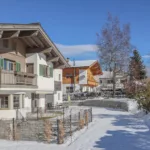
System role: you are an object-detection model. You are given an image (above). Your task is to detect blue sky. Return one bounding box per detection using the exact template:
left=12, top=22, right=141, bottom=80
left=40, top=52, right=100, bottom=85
left=0, top=0, right=150, bottom=69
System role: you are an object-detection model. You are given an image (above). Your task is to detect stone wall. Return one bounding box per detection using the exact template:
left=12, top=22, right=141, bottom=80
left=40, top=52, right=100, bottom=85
left=63, top=99, right=128, bottom=111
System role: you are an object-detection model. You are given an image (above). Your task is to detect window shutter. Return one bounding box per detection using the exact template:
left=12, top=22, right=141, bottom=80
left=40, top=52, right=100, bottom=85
left=16, top=62, right=21, bottom=72
left=39, top=64, right=43, bottom=76
left=16, top=62, right=18, bottom=72
left=50, top=67, right=53, bottom=77
left=0, top=58, right=4, bottom=69
left=18, top=63, right=21, bottom=72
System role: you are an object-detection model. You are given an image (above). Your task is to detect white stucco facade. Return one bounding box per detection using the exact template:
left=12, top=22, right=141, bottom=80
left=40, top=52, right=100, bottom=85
left=63, top=84, right=94, bottom=94
left=53, top=69, right=63, bottom=105
left=0, top=53, right=63, bottom=119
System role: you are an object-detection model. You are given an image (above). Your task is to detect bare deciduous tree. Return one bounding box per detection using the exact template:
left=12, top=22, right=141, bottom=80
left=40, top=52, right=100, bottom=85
left=97, top=13, right=132, bottom=97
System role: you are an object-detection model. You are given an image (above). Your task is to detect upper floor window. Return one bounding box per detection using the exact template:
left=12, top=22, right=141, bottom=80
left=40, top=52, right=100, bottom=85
left=3, top=40, right=9, bottom=48
left=39, top=64, right=53, bottom=77
left=26, top=63, right=34, bottom=74
left=4, top=59, right=14, bottom=71
left=100, top=80, right=102, bottom=83
left=0, top=57, right=21, bottom=72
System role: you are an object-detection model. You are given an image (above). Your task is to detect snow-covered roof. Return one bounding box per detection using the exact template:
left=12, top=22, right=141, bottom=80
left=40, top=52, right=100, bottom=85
left=69, top=60, right=96, bottom=67
left=96, top=71, right=127, bottom=79
left=99, top=71, right=113, bottom=79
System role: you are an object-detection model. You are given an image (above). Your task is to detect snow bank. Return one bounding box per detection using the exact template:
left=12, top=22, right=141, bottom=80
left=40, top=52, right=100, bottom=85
left=127, top=99, right=138, bottom=113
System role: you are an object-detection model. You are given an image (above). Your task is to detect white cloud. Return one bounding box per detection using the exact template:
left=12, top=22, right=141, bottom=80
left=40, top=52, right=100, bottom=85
left=56, top=43, right=98, bottom=56
left=142, top=55, right=150, bottom=58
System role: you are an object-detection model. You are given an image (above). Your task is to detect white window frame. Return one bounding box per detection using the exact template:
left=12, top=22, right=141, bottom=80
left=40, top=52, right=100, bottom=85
left=13, top=95, right=20, bottom=109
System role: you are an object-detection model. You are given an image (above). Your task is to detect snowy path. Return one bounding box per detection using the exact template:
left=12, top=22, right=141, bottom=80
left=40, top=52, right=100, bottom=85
left=0, top=107, right=150, bottom=150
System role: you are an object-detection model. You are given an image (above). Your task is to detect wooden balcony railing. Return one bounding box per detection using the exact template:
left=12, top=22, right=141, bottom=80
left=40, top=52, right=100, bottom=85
left=0, top=70, right=37, bottom=87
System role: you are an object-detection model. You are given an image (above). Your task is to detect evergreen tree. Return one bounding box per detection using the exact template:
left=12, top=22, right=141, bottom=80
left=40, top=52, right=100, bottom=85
left=129, top=50, right=146, bottom=80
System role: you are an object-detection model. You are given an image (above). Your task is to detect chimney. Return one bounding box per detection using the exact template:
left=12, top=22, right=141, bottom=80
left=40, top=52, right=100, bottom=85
left=66, top=58, right=70, bottom=63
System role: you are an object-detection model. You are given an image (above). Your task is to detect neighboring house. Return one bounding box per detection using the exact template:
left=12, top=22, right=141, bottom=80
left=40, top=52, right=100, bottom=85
left=0, top=23, right=69, bottom=119
left=96, top=71, right=127, bottom=91
left=63, top=60, right=102, bottom=94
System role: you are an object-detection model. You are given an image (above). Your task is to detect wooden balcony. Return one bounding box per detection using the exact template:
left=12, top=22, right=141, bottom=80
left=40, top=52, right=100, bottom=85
left=0, top=70, right=37, bottom=88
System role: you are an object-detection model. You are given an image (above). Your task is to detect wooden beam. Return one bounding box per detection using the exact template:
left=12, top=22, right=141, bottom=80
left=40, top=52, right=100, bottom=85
left=26, top=47, right=52, bottom=53
left=32, top=36, right=45, bottom=48
left=28, top=37, right=39, bottom=47
left=54, top=63, right=65, bottom=69
left=26, top=47, right=45, bottom=53
left=22, top=38, right=33, bottom=47
left=41, top=47, right=53, bottom=53
left=31, top=30, right=39, bottom=36
left=11, top=30, right=20, bottom=38
left=49, top=56, right=59, bottom=62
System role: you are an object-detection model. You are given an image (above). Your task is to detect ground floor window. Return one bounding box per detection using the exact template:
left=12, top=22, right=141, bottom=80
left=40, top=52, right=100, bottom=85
left=0, top=96, right=8, bottom=108
left=13, top=95, right=20, bottom=109
left=66, top=87, right=74, bottom=93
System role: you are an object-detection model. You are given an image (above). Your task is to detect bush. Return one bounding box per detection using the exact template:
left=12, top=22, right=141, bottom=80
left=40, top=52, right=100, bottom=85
left=135, top=82, right=150, bottom=114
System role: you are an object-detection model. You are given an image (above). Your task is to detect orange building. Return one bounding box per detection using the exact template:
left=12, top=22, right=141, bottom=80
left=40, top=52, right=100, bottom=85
left=63, top=60, right=102, bottom=93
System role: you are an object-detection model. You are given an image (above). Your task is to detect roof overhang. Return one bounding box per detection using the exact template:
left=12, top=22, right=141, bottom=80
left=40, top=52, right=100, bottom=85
left=0, top=23, right=69, bottom=69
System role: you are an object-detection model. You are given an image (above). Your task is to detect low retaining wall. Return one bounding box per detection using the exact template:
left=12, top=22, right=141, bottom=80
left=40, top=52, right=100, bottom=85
left=63, top=99, right=128, bottom=111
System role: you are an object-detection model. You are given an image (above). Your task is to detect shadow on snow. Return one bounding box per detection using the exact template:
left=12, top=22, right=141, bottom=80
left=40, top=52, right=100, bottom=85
left=93, top=112, right=150, bottom=150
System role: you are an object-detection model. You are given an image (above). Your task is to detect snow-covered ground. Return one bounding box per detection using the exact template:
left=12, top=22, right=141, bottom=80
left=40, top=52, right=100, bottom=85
left=0, top=107, right=150, bottom=150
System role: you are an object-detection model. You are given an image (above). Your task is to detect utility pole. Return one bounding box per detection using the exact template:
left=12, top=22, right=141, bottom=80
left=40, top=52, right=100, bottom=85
left=73, top=59, right=76, bottom=92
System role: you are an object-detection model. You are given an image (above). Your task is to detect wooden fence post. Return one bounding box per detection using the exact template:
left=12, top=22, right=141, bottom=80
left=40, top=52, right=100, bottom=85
left=63, top=107, right=65, bottom=127
left=57, top=119, right=59, bottom=144
left=57, top=119, right=64, bottom=144
left=91, top=107, right=92, bottom=122
left=85, top=110, right=88, bottom=128
left=12, top=118, right=15, bottom=141
left=70, top=114, right=72, bottom=136
left=37, top=107, right=39, bottom=120
left=78, top=112, right=80, bottom=130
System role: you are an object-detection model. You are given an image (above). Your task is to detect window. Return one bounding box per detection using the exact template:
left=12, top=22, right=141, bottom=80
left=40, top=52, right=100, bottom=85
left=3, top=59, right=14, bottom=71
left=58, top=93, right=60, bottom=100
left=0, top=96, right=8, bottom=108
left=3, top=40, right=9, bottom=48
left=13, top=95, right=20, bottom=109
left=100, top=80, right=102, bottom=83
left=4, top=59, right=7, bottom=70
left=66, top=87, right=74, bottom=93
left=107, top=80, right=113, bottom=84
left=39, top=64, right=53, bottom=77
left=26, top=64, right=34, bottom=74
left=121, top=80, right=125, bottom=84
left=59, top=74, right=61, bottom=81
